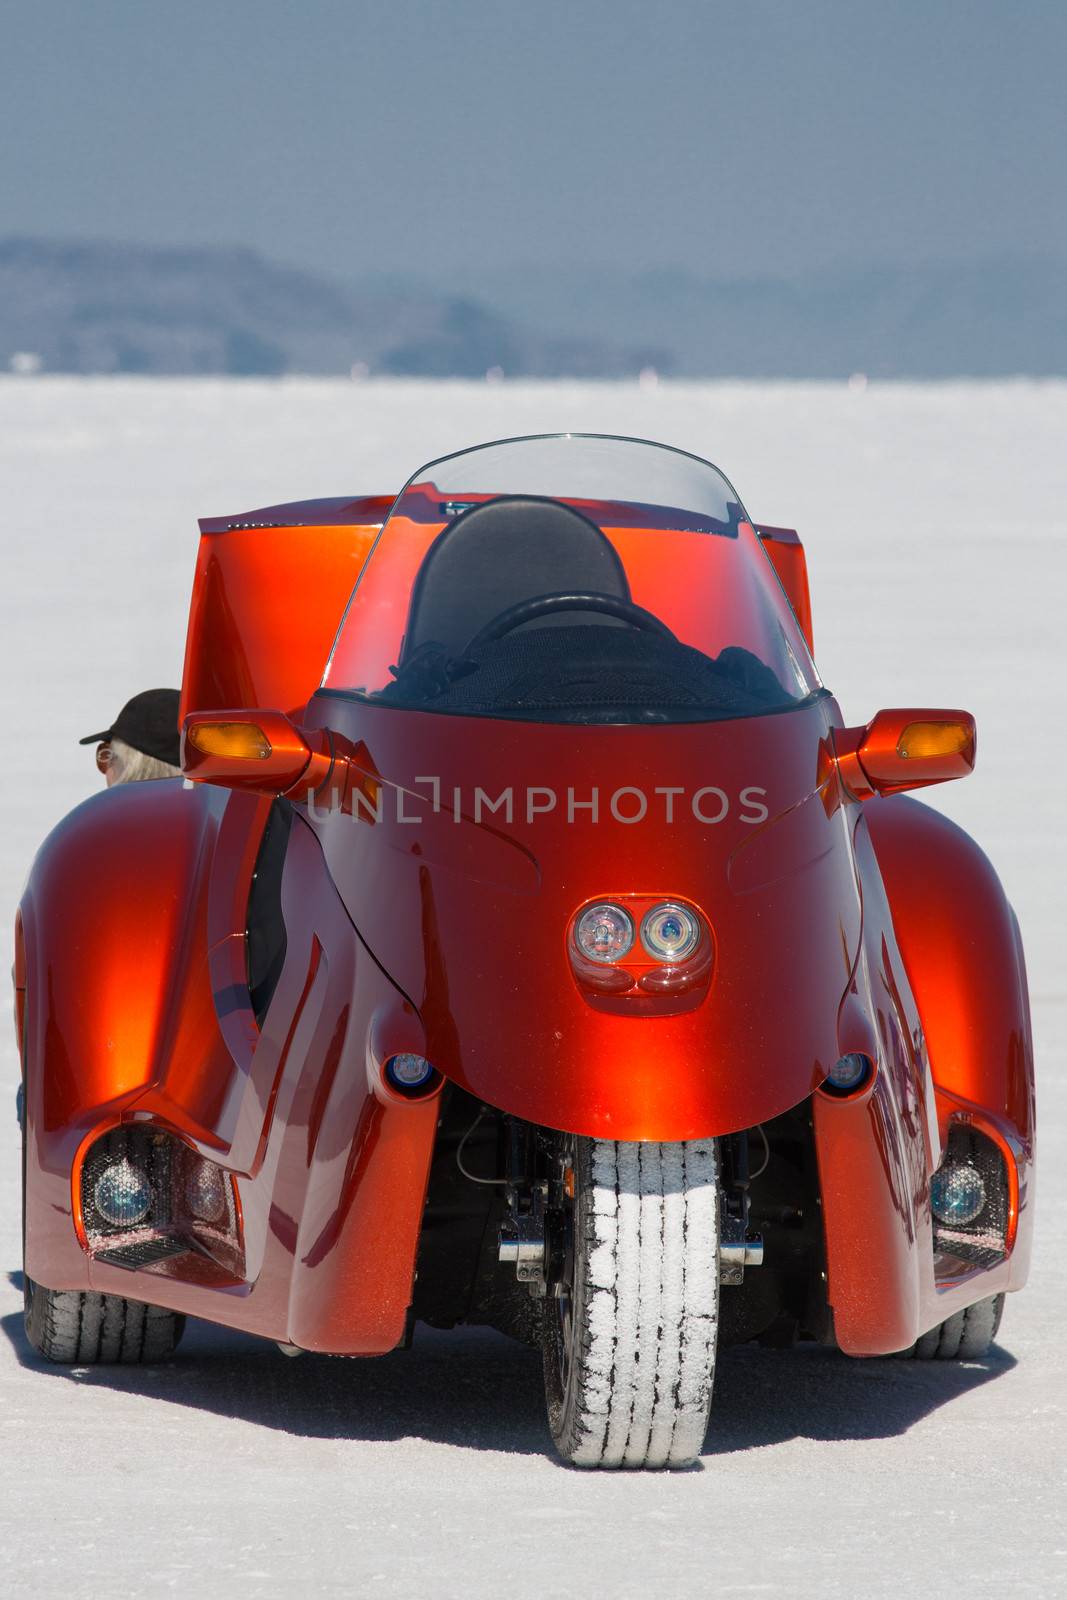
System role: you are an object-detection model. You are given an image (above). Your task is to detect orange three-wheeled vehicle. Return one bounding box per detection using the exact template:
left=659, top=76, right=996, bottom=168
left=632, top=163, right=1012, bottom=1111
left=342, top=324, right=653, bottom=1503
left=16, top=435, right=1035, bottom=1467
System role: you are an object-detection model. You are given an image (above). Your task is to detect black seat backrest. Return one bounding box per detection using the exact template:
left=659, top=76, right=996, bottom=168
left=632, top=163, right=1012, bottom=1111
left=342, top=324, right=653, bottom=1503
left=399, top=495, right=631, bottom=662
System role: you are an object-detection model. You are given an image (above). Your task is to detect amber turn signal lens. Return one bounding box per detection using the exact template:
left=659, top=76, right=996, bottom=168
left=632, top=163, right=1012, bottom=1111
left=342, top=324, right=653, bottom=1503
left=187, top=721, right=273, bottom=760
left=896, top=720, right=971, bottom=761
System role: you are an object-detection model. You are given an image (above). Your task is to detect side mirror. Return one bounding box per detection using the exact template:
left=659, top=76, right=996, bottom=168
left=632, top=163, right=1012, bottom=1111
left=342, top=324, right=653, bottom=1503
left=832, top=709, right=976, bottom=799
left=182, top=709, right=332, bottom=797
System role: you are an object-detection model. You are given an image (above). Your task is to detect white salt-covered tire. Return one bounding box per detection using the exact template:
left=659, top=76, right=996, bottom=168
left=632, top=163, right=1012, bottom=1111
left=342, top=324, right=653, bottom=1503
left=542, top=1137, right=719, bottom=1469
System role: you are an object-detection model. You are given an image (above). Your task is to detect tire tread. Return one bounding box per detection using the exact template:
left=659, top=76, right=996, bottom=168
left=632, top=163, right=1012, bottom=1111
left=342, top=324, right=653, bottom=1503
left=24, top=1279, right=184, bottom=1365
left=894, top=1294, right=1005, bottom=1361
left=545, top=1137, right=719, bottom=1469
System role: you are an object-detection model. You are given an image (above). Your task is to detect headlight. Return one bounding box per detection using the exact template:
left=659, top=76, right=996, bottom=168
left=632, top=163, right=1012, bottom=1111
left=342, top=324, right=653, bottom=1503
left=78, top=1127, right=243, bottom=1279
left=826, top=1052, right=873, bottom=1092
left=640, top=902, right=701, bottom=963
left=93, top=1159, right=151, bottom=1229
left=383, top=1053, right=440, bottom=1097
left=574, top=902, right=635, bottom=963
left=930, top=1161, right=986, bottom=1226
left=185, top=1159, right=228, bottom=1224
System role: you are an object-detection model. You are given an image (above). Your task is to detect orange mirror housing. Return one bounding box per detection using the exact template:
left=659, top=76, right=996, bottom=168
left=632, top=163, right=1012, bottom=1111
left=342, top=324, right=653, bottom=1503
left=182, top=709, right=332, bottom=797
left=832, top=708, right=976, bottom=799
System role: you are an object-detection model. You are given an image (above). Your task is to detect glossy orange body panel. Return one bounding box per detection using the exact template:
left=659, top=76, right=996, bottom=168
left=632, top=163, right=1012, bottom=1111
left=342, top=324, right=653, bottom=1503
left=20, top=779, right=437, bottom=1352
left=866, top=798, right=1034, bottom=1254
left=304, top=692, right=860, bottom=1140
left=180, top=502, right=387, bottom=722
left=813, top=799, right=1034, bottom=1352
left=18, top=476, right=1035, bottom=1361
left=756, top=525, right=814, bottom=653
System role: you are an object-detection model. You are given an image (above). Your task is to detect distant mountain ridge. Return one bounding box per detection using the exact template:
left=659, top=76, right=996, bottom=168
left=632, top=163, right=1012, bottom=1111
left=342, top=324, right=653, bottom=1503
left=0, top=238, right=664, bottom=379
left=458, top=258, right=1067, bottom=379
left=2, top=238, right=1063, bottom=378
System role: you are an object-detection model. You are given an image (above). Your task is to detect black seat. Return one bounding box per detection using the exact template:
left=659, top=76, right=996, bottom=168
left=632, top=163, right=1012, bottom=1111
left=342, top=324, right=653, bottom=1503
left=399, top=495, right=631, bottom=662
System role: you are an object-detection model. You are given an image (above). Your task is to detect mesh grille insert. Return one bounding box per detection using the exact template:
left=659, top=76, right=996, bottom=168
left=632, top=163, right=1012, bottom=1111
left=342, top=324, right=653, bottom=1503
left=78, top=1124, right=243, bottom=1279
left=932, top=1123, right=1010, bottom=1269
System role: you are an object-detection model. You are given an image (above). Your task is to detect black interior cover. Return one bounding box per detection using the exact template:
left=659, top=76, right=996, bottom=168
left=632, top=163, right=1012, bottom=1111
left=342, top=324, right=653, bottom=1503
left=400, top=496, right=631, bottom=662
left=380, top=626, right=792, bottom=723
left=246, top=799, right=292, bottom=1025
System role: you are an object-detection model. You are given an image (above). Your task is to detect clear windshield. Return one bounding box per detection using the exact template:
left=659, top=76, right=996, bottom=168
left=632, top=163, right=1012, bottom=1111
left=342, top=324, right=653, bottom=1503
left=323, top=434, right=819, bottom=724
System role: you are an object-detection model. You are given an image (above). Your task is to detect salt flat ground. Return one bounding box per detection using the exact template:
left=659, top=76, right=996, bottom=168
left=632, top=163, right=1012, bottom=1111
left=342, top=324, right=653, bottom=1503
left=0, top=379, right=1063, bottom=1599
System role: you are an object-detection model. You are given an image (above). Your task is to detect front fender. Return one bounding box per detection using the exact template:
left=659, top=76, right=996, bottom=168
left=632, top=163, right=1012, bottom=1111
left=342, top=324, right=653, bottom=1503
left=866, top=797, right=1035, bottom=1135
left=20, top=783, right=437, bottom=1355
left=865, top=794, right=1035, bottom=1290
left=19, top=779, right=270, bottom=1286
left=818, top=795, right=1037, bottom=1356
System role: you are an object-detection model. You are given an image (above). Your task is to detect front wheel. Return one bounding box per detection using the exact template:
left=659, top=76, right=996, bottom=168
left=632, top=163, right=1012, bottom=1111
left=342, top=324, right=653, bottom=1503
left=24, top=1277, right=185, bottom=1364
left=542, top=1137, right=719, bottom=1469
left=893, top=1293, right=1005, bottom=1360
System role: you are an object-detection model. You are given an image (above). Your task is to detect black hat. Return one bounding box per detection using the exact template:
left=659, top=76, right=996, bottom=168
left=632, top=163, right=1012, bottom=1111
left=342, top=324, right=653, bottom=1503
left=80, top=688, right=182, bottom=767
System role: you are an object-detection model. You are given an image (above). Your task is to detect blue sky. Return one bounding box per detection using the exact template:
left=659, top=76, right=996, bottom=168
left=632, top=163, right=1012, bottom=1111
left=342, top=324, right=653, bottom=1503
left=3, top=1, right=1065, bottom=284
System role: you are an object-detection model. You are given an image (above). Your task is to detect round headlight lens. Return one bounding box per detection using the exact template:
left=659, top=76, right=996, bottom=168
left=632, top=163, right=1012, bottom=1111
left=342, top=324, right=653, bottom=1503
left=930, top=1162, right=986, bottom=1226
left=93, top=1159, right=152, bottom=1229
left=575, top=903, right=635, bottom=964
left=185, top=1159, right=228, bottom=1225
left=641, top=903, right=701, bottom=963
left=385, top=1053, right=436, bottom=1090
left=827, top=1053, right=872, bottom=1092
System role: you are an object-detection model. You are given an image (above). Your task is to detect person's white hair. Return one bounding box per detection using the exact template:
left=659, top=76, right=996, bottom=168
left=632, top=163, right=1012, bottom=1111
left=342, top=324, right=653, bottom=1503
left=107, top=736, right=182, bottom=786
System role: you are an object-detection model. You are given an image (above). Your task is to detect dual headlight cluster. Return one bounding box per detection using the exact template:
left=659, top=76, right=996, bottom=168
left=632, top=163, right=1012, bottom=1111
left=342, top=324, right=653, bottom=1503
left=574, top=901, right=702, bottom=966
left=79, top=1125, right=242, bottom=1276
left=569, top=898, right=712, bottom=1002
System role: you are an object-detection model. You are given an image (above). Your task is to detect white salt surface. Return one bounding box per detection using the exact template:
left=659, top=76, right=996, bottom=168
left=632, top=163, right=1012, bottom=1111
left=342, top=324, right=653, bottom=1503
left=0, top=378, right=1063, bottom=1597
